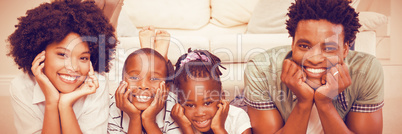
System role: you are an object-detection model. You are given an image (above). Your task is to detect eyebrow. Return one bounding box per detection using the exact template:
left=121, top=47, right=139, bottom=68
left=295, top=39, right=311, bottom=45
left=56, top=47, right=90, bottom=55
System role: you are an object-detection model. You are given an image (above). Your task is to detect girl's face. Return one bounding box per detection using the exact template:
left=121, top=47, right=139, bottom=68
left=179, top=79, right=221, bottom=132
left=44, top=32, right=90, bottom=93
left=124, top=53, right=167, bottom=110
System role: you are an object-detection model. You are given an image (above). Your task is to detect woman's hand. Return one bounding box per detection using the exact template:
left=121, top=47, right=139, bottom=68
left=115, top=81, right=141, bottom=118
left=31, top=51, right=60, bottom=105
left=281, top=59, right=314, bottom=103
left=141, top=81, right=167, bottom=122
left=315, top=63, right=351, bottom=104
left=211, top=100, right=229, bottom=134
left=59, top=62, right=99, bottom=107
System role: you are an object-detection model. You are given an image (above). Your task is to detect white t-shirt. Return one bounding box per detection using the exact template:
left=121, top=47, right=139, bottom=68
left=10, top=73, right=110, bottom=134
left=108, top=92, right=181, bottom=134
left=193, top=105, right=252, bottom=134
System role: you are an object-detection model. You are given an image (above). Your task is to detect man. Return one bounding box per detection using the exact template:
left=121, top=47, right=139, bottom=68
left=243, top=0, right=384, bottom=133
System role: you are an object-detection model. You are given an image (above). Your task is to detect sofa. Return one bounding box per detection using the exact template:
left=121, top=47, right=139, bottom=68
left=107, top=0, right=388, bottom=101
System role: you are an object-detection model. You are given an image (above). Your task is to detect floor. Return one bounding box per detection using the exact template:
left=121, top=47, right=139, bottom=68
left=1, top=65, right=401, bottom=133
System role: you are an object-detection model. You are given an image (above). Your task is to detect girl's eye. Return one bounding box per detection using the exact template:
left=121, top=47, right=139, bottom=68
left=204, top=101, right=213, bottom=106
left=184, top=104, right=194, bottom=108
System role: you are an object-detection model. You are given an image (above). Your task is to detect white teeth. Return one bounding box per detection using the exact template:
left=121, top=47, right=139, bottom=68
left=306, top=68, right=326, bottom=74
left=195, top=120, right=208, bottom=124
left=60, top=75, right=78, bottom=81
left=135, top=95, right=152, bottom=102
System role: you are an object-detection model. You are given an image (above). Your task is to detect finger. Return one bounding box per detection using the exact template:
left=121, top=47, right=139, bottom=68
left=281, top=59, right=291, bottom=80
left=90, top=75, right=99, bottom=89
left=288, top=62, right=299, bottom=78
left=32, top=51, right=45, bottom=66
left=89, top=62, right=95, bottom=76
left=123, top=84, right=133, bottom=101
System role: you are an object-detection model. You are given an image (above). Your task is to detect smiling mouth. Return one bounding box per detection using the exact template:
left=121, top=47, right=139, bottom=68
left=133, top=95, right=153, bottom=102
left=193, top=119, right=211, bottom=128
left=58, top=74, right=80, bottom=83
left=305, top=67, right=326, bottom=74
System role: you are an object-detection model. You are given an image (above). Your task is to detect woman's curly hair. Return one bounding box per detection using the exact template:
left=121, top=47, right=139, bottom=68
left=7, top=0, right=117, bottom=75
left=286, top=0, right=361, bottom=45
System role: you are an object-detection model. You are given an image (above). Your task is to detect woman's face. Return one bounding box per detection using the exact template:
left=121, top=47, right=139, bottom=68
left=179, top=79, right=221, bottom=132
left=123, top=53, right=167, bottom=110
left=43, top=32, right=91, bottom=93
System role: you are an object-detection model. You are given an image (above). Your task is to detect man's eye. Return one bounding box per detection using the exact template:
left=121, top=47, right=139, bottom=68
left=324, top=47, right=337, bottom=52
left=299, top=44, right=310, bottom=49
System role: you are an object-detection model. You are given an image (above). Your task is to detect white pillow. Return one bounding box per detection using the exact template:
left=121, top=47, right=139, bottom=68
left=358, top=11, right=388, bottom=31
left=123, top=0, right=210, bottom=30
left=246, top=0, right=361, bottom=34
left=210, top=0, right=260, bottom=27
left=116, top=8, right=138, bottom=37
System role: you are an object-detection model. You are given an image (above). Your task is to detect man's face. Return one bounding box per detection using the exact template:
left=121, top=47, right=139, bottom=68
left=291, top=19, right=349, bottom=87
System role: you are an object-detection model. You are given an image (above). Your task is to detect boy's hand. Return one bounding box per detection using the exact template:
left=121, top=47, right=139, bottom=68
left=315, top=63, right=351, bottom=104
left=59, top=62, right=99, bottom=107
left=115, top=81, right=141, bottom=118
left=141, top=81, right=167, bottom=122
left=211, top=100, right=229, bottom=134
left=171, top=103, right=192, bottom=128
left=31, top=51, right=60, bottom=105
left=281, top=59, right=314, bottom=103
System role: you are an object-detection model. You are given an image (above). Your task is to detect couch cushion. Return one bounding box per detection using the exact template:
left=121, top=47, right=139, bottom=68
left=210, top=0, right=259, bottom=27
left=123, top=0, right=210, bottom=30
left=210, top=34, right=292, bottom=63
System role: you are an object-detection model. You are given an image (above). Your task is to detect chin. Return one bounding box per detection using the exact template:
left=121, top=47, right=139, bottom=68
left=55, top=84, right=79, bottom=93
left=132, top=99, right=153, bottom=110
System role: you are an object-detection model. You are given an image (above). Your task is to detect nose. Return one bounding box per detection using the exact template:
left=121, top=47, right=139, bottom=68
left=138, top=79, right=150, bottom=90
left=65, top=57, right=79, bottom=73
left=194, top=106, right=207, bottom=117
left=305, top=45, right=325, bottom=65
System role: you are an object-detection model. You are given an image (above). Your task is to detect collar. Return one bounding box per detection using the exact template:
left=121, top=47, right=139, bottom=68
left=32, top=80, right=46, bottom=104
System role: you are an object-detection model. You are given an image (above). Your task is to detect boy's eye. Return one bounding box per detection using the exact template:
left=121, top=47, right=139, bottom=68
left=129, top=76, right=139, bottom=80
left=150, top=77, right=161, bottom=81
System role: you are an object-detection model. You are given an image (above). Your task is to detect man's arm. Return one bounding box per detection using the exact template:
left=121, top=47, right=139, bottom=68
left=247, top=100, right=313, bottom=134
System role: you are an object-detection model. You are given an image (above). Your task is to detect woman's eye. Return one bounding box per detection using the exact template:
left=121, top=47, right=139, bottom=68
left=150, top=77, right=161, bottom=81
left=80, top=57, right=89, bottom=61
left=57, top=53, right=67, bottom=58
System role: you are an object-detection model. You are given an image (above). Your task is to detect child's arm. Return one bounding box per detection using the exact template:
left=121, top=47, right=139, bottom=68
left=211, top=100, right=230, bottom=134
left=141, top=82, right=167, bottom=134
left=171, top=103, right=194, bottom=134
left=115, top=81, right=142, bottom=134
left=31, top=51, right=62, bottom=134
left=58, top=63, right=99, bottom=133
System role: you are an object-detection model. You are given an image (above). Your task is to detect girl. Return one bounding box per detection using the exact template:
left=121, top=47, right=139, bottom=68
left=171, top=49, right=252, bottom=134
left=7, top=0, right=116, bottom=133
left=108, top=28, right=180, bottom=134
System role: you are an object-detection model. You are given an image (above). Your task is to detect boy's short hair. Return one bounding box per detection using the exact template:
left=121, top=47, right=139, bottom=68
left=286, top=0, right=361, bottom=45
left=7, top=0, right=117, bottom=75
left=123, top=48, right=175, bottom=83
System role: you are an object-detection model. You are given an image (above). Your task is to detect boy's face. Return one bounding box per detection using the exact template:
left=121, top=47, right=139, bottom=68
left=179, top=79, right=221, bottom=132
left=291, top=19, right=349, bottom=87
left=44, top=32, right=90, bottom=93
left=124, top=53, right=167, bottom=110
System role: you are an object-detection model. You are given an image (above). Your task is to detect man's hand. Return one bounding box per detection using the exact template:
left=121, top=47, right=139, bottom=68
left=281, top=59, right=314, bottom=103
left=315, top=63, right=351, bottom=104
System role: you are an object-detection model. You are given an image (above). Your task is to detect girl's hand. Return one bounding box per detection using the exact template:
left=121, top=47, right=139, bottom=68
left=171, top=103, right=192, bottom=128
left=211, top=100, right=229, bottom=134
left=281, top=59, right=314, bottom=103
left=115, top=81, right=141, bottom=118
left=59, top=62, right=99, bottom=107
left=315, top=63, right=351, bottom=104
left=141, top=81, right=167, bottom=122
left=31, top=51, right=60, bottom=105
